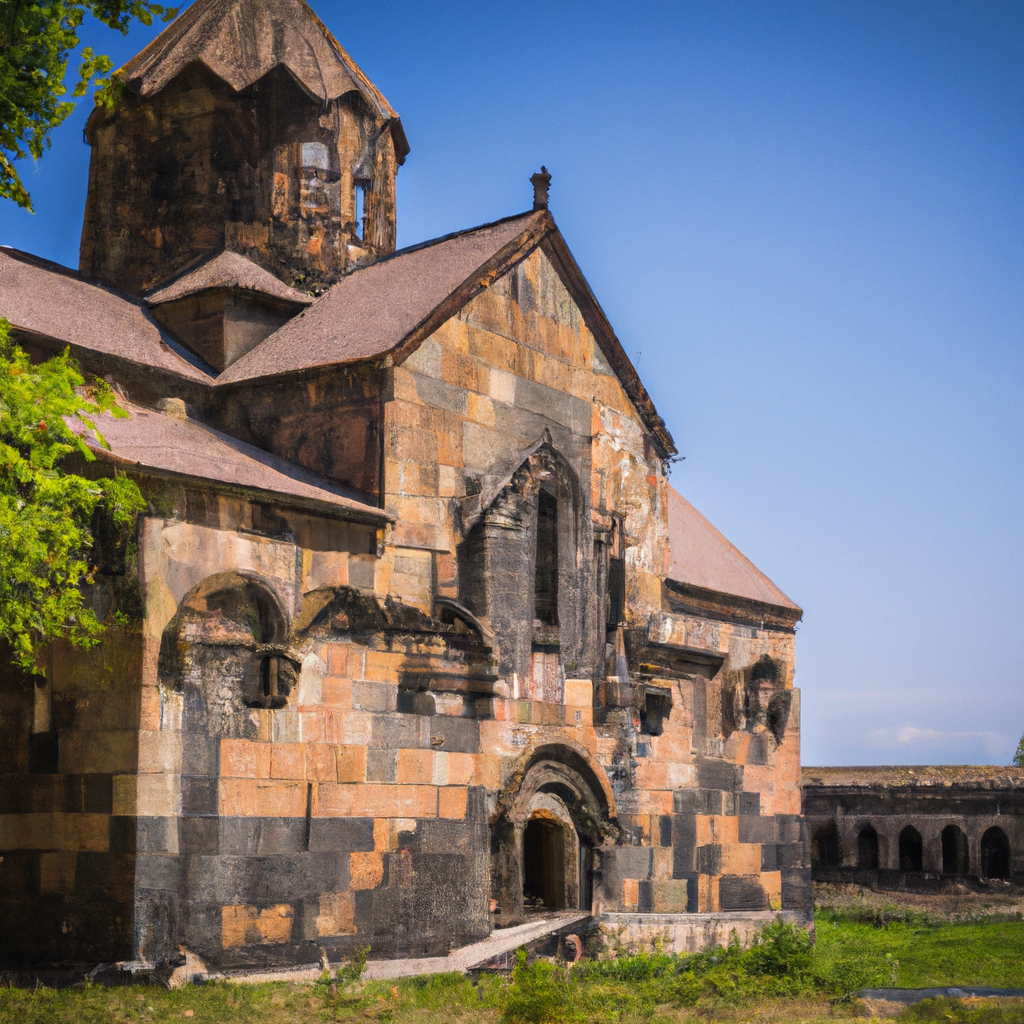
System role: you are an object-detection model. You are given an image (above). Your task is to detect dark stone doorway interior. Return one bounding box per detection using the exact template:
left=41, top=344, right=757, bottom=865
left=523, top=817, right=566, bottom=911
left=941, top=825, right=969, bottom=875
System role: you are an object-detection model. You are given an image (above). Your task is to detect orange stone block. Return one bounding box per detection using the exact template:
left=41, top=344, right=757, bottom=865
left=720, top=843, right=762, bottom=876
left=298, top=711, right=325, bottom=743
left=270, top=743, right=305, bottom=780
left=327, top=644, right=350, bottom=677
left=313, top=783, right=355, bottom=817
left=221, top=904, right=293, bottom=948
left=220, top=740, right=270, bottom=780
left=321, top=676, right=353, bottom=709
left=364, top=650, right=401, bottom=685
left=254, top=780, right=307, bottom=817
left=306, top=744, right=336, bottom=782
left=336, top=745, right=367, bottom=783
left=219, top=778, right=257, bottom=817
left=349, top=784, right=436, bottom=819
left=349, top=851, right=384, bottom=890
left=314, top=892, right=356, bottom=937
left=623, top=879, right=639, bottom=907
left=438, top=786, right=468, bottom=819
left=397, top=748, right=433, bottom=785
left=139, top=686, right=161, bottom=732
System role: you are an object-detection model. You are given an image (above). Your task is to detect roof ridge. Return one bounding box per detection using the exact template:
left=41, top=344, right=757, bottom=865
left=378, top=210, right=539, bottom=264
left=145, top=249, right=313, bottom=305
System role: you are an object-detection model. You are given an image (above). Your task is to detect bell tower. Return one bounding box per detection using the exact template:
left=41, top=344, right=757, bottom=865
left=79, top=0, right=409, bottom=296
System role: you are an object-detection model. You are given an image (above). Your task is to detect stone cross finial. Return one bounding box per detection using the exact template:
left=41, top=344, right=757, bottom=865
left=531, top=166, right=551, bottom=210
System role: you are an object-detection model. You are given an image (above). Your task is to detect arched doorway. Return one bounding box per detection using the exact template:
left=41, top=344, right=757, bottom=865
left=981, top=827, right=1011, bottom=880
left=941, top=825, right=969, bottom=875
left=811, top=822, right=840, bottom=868
left=858, top=825, right=879, bottom=870
left=491, top=743, right=617, bottom=924
left=523, top=815, right=568, bottom=911
left=899, top=826, right=923, bottom=872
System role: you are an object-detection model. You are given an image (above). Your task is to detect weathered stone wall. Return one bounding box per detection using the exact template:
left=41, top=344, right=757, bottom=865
left=210, top=367, right=385, bottom=500
left=0, top=249, right=807, bottom=973
left=804, top=767, right=1024, bottom=887
left=81, top=64, right=398, bottom=296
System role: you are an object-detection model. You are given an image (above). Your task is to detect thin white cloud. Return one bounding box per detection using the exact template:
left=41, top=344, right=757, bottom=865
left=866, top=724, right=1008, bottom=760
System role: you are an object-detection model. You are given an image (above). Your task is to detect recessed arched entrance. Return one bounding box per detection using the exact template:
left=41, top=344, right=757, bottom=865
left=941, top=824, right=969, bottom=876
left=858, top=825, right=879, bottom=870
left=900, top=826, right=923, bottom=872
left=981, top=826, right=1011, bottom=880
left=491, top=742, right=618, bottom=925
left=523, top=815, right=568, bottom=911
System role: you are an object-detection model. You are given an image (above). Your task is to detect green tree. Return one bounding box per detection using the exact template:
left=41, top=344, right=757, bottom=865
left=0, top=317, right=145, bottom=671
left=1013, top=732, right=1024, bottom=767
left=0, top=0, right=177, bottom=210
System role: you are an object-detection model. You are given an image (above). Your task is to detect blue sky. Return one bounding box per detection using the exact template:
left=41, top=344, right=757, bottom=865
left=2, top=1, right=1022, bottom=765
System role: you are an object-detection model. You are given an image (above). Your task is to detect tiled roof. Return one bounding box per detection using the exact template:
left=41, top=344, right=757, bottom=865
left=116, top=0, right=408, bottom=160
left=83, top=402, right=389, bottom=523
left=803, top=765, right=1024, bottom=789
left=0, top=246, right=213, bottom=383
left=146, top=251, right=313, bottom=306
left=216, top=212, right=542, bottom=384
left=666, top=484, right=799, bottom=611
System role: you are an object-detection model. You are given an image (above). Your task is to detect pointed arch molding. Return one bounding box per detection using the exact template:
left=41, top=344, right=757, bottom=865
left=497, top=737, right=618, bottom=834
left=458, top=429, right=581, bottom=538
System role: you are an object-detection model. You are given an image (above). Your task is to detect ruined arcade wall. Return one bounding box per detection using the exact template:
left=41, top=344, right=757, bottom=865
left=804, top=767, right=1024, bottom=887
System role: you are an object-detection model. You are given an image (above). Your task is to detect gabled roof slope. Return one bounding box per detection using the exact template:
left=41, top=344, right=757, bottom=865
left=146, top=250, right=313, bottom=306
left=215, top=209, right=676, bottom=456
left=216, top=212, right=543, bottom=384
left=83, top=402, right=389, bottom=523
left=667, top=484, right=799, bottom=611
left=117, top=0, right=408, bottom=159
left=0, top=246, right=213, bottom=383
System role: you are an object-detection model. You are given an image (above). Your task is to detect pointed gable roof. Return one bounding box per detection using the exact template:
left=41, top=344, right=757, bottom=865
left=117, top=0, right=408, bottom=160
left=216, top=211, right=544, bottom=384
left=667, top=484, right=800, bottom=612
left=214, top=209, right=677, bottom=457
left=146, top=250, right=313, bottom=306
left=0, top=246, right=213, bottom=383
left=82, top=402, right=389, bottom=523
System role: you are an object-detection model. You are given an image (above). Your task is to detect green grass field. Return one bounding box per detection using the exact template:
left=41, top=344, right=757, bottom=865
left=2, top=912, right=1022, bottom=1024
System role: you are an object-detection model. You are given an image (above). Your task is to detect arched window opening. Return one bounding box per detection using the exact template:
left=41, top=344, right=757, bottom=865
left=857, top=825, right=879, bottom=870
left=252, top=654, right=296, bottom=710
left=354, top=180, right=370, bottom=241
left=640, top=686, right=672, bottom=736
left=811, top=822, right=841, bottom=868
left=534, top=488, right=559, bottom=629
left=899, top=826, right=923, bottom=872
left=605, top=516, right=625, bottom=629
left=941, top=825, right=970, bottom=876
left=523, top=816, right=566, bottom=911
left=981, top=827, right=1011, bottom=880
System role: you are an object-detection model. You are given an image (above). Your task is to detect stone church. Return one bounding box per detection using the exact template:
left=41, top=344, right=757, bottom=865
left=0, top=0, right=808, bottom=974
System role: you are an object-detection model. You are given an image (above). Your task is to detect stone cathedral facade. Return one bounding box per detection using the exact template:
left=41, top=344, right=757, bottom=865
left=0, top=0, right=808, bottom=974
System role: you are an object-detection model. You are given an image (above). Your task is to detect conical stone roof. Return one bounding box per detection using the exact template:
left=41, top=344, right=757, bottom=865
left=117, top=0, right=408, bottom=158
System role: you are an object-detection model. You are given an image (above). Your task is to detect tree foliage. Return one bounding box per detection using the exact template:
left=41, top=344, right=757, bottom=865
left=0, top=317, right=145, bottom=670
left=1013, top=732, right=1024, bottom=767
left=0, top=0, right=177, bottom=210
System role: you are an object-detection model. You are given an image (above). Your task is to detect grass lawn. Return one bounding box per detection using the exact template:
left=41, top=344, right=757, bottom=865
left=2, top=912, right=1022, bottom=1024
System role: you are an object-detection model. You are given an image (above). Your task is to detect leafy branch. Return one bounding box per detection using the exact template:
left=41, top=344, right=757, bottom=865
left=0, top=317, right=146, bottom=669
left=0, top=0, right=178, bottom=210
